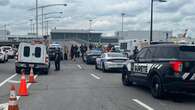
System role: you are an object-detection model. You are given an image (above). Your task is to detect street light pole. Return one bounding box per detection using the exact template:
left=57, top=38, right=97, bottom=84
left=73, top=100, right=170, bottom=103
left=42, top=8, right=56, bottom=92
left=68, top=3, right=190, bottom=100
left=4, top=24, right=6, bottom=40
left=41, top=8, right=44, bottom=36
left=36, top=0, right=38, bottom=37
left=30, top=19, right=33, bottom=33
left=121, top=13, right=125, bottom=40
left=150, top=0, right=167, bottom=44
left=150, top=0, right=154, bottom=44
left=88, top=20, right=93, bottom=43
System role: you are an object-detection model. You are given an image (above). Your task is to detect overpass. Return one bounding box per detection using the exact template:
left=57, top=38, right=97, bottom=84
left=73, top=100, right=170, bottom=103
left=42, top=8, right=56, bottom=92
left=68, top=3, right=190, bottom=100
left=0, top=40, right=20, bottom=47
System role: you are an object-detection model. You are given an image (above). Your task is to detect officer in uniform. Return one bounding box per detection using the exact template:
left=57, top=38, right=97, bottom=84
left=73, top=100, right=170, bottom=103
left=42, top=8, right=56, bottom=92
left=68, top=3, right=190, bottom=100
left=55, top=48, right=61, bottom=71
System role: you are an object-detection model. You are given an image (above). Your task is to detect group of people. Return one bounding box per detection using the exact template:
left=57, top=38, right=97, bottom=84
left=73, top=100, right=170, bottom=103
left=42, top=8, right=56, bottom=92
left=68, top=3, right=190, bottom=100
left=70, top=44, right=88, bottom=61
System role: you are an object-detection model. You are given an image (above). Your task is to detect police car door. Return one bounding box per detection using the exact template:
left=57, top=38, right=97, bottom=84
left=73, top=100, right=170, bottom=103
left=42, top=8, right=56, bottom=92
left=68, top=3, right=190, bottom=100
left=132, top=48, right=150, bottom=83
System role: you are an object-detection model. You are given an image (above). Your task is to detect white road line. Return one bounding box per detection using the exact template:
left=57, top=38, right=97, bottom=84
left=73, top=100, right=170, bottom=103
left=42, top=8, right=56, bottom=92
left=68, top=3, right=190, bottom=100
left=0, top=74, right=38, bottom=109
left=0, top=74, right=17, bottom=87
left=132, top=99, right=154, bottom=110
left=77, top=64, right=82, bottom=69
left=8, top=80, right=20, bottom=84
left=90, top=74, right=101, bottom=79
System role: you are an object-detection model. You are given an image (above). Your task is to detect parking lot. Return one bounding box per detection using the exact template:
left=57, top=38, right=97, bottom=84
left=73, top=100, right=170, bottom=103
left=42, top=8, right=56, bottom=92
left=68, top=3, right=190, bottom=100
left=0, top=59, right=195, bottom=110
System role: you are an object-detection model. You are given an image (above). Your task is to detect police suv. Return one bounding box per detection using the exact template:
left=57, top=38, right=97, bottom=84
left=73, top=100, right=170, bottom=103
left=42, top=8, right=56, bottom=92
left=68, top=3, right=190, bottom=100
left=122, top=44, right=195, bottom=98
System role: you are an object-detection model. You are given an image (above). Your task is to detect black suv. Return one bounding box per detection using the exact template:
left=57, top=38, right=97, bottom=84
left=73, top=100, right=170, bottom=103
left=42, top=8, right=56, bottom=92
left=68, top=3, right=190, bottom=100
left=122, top=44, right=195, bottom=98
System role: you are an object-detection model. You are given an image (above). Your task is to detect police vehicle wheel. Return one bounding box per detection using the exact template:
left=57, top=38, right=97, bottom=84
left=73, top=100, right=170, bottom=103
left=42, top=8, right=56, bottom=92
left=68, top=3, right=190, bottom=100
left=122, top=67, right=132, bottom=86
left=150, top=75, right=164, bottom=98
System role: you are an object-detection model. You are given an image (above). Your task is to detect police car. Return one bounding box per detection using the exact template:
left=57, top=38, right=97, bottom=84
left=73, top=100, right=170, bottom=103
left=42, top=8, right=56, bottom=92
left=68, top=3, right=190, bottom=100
left=122, top=44, right=195, bottom=98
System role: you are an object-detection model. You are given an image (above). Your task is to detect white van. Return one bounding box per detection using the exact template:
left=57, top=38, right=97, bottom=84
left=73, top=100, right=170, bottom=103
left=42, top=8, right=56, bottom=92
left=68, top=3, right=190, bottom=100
left=15, top=43, right=50, bottom=74
left=119, top=39, right=149, bottom=57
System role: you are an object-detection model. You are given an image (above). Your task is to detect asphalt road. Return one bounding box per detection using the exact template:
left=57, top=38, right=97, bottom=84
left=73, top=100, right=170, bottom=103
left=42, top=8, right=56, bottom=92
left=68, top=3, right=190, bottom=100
left=1, top=59, right=195, bottom=110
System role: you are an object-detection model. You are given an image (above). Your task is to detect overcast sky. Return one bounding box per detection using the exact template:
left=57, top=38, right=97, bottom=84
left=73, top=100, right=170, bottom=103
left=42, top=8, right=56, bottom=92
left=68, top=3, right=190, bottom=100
left=0, top=0, right=195, bottom=37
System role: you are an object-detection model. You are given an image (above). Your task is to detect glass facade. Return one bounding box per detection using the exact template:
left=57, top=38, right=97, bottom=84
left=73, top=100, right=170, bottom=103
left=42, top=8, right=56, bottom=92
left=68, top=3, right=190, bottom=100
left=51, top=32, right=102, bottom=42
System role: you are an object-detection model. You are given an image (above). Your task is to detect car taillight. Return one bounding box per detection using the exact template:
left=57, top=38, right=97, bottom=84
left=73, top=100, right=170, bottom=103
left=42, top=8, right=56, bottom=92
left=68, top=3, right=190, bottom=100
left=15, top=53, right=18, bottom=61
left=45, top=56, right=49, bottom=63
left=169, top=61, right=183, bottom=73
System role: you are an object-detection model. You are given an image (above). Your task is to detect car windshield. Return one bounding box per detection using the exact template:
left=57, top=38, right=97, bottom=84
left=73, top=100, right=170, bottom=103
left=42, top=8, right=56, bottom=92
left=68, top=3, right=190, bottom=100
left=107, top=53, right=125, bottom=57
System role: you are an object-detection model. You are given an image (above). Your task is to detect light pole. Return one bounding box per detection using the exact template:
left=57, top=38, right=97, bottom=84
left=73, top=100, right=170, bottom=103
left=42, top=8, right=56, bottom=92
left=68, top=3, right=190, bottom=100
left=44, top=16, right=62, bottom=35
left=29, top=19, right=33, bottom=33
left=150, top=0, right=167, bottom=44
left=30, top=3, right=67, bottom=36
left=88, top=19, right=93, bottom=43
left=121, top=13, right=125, bottom=40
left=4, top=24, right=7, bottom=40
left=36, top=0, right=38, bottom=37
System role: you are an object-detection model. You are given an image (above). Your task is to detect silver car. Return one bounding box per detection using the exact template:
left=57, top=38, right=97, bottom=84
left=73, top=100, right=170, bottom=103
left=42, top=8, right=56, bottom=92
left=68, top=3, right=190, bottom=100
left=95, top=52, right=128, bottom=72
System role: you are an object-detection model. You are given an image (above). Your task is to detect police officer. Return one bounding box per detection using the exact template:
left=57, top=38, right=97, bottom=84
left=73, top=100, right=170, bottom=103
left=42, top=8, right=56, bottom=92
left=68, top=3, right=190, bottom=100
left=133, top=46, right=139, bottom=58
left=55, top=48, right=61, bottom=71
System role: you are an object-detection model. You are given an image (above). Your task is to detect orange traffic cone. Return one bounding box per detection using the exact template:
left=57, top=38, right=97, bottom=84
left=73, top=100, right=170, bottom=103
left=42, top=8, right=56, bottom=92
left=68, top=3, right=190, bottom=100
left=18, top=70, right=28, bottom=96
left=8, top=85, right=19, bottom=110
left=28, top=67, right=36, bottom=83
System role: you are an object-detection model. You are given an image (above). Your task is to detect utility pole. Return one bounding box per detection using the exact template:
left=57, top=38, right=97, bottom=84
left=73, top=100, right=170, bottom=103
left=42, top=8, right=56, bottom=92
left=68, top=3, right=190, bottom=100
left=30, top=19, right=33, bottom=33
left=41, top=8, right=44, bottom=36
left=88, top=20, right=93, bottom=43
left=121, top=13, right=125, bottom=40
left=4, top=24, right=6, bottom=40
left=36, top=0, right=38, bottom=37
left=150, top=0, right=154, bottom=44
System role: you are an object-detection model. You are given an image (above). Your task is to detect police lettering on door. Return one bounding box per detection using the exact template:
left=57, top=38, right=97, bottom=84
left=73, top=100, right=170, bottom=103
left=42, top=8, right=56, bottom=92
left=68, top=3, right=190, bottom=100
left=133, top=63, right=148, bottom=73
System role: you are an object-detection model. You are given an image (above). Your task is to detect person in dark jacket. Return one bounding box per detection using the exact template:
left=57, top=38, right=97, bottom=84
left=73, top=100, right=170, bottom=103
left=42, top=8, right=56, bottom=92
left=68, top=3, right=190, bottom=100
left=70, top=45, right=74, bottom=60
left=55, top=48, right=61, bottom=71
left=133, top=46, right=139, bottom=58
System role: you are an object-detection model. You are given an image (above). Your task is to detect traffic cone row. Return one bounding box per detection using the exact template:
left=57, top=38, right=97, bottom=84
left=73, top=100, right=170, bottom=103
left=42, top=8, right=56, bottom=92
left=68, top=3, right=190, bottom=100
left=8, top=67, right=37, bottom=110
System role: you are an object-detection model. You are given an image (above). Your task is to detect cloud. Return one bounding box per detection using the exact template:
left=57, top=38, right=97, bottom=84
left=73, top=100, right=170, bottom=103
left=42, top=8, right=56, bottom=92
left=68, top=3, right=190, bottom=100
left=0, top=0, right=195, bottom=37
left=0, top=0, right=9, bottom=6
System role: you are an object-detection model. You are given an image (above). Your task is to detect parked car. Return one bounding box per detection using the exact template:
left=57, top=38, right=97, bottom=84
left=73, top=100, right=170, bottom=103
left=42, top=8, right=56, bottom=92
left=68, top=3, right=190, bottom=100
left=122, top=44, right=195, bottom=98
left=0, top=47, right=8, bottom=63
left=83, top=49, right=102, bottom=64
left=15, top=43, right=50, bottom=74
left=95, top=52, right=128, bottom=72
left=1, top=46, right=15, bottom=59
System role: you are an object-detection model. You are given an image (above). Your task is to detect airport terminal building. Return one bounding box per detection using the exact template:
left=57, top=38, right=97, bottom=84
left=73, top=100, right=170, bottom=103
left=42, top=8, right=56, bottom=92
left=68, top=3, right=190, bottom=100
left=51, top=29, right=102, bottom=43
left=115, top=30, right=173, bottom=42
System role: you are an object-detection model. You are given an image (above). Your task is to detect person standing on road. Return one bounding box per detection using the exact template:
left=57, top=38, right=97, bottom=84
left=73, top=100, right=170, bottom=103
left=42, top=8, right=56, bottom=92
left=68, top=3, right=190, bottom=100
left=55, top=48, right=61, bottom=71
left=70, top=45, right=74, bottom=60
left=133, top=46, right=139, bottom=58
left=80, top=44, right=85, bottom=61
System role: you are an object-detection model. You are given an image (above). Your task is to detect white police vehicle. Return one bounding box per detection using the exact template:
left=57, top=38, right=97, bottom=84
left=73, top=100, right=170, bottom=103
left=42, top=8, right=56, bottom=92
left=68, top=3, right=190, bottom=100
left=122, top=44, right=195, bottom=98
left=15, top=42, right=50, bottom=74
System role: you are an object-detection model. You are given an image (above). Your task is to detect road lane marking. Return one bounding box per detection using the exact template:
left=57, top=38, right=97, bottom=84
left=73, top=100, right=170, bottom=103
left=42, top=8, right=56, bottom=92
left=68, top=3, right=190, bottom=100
left=77, top=64, right=82, bottom=69
left=132, top=99, right=154, bottom=110
left=8, top=80, right=20, bottom=84
left=90, top=74, right=101, bottom=79
left=0, top=75, right=38, bottom=109
left=0, top=74, right=17, bottom=87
